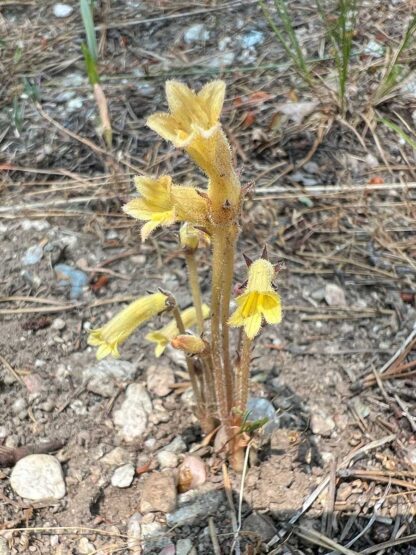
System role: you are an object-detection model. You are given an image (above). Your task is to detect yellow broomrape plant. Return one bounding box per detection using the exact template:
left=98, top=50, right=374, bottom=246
left=146, top=304, right=210, bottom=357
left=228, top=259, right=282, bottom=339
left=123, top=175, right=209, bottom=241
left=88, top=292, right=168, bottom=360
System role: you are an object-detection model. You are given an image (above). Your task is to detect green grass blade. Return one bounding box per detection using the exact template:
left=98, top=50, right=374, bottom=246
left=80, top=0, right=97, bottom=62
left=81, top=43, right=100, bottom=84
left=379, top=115, right=416, bottom=150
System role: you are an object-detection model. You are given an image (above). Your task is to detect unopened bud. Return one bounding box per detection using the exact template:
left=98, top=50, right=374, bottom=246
left=180, top=223, right=200, bottom=251
left=171, top=334, right=207, bottom=354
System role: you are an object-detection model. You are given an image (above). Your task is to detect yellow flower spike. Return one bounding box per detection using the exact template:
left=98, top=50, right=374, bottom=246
left=171, top=334, right=207, bottom=355
left=228, top=259, right=282, bottom=339
left=123, top=175, right=209, bottom=241
left=146, top=304, right=210, bottom=357
left=88, top=292, right=169, bottom=360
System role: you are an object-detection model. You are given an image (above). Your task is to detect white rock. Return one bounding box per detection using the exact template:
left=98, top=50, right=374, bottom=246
left=84, top=359, right=137, bottom=397
left=10, top=455, right=66, bottom=501
left=324, top=283, right=346, bottom=306
left=77, top=537, right=95, bottom=554
left=113, top=384, right=152, bottom=441
left=53, top=3, right=73, bottom=17
left=51, top=318, right=66, bottom=331
left=207, top=52, right=235, bottom=68
left=157, top=451, right=178, bottom=469
left=127, top=513, right=142, bottom=553
left=111, top=463, right=135, bottom=488
left=146, top=365, right=174, bottom=397
left=20, top=219, right=50, bottom=231
left=310, top=412, right=335, bottom=437
left=184, top=23, right=210, bottom=44
left=176, top=538, right=193, bottom=555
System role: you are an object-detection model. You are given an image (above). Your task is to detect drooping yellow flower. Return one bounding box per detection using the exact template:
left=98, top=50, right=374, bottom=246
left=123, top=175, right=209, bottom=241
left=146, top=304, right=210, bottom=357
left=228, top=259, right=282, bottom=339
left=88, top=292, right=168, bottom=360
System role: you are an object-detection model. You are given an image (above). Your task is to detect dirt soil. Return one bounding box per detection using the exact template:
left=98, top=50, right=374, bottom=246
left=1, top=1, right=416, bottom=554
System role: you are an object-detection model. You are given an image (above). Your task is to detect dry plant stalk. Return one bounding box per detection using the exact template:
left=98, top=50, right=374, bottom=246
left=87, top=81, right=283, bottom=469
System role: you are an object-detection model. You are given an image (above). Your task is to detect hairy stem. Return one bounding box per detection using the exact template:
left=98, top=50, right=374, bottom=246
left=237, top=333, right=252, bottom=412
left=185, top=252, right=205, bottom=334
left=221, top=225, right=237, bottom=411
left=211, top=229, right=230, bottom=423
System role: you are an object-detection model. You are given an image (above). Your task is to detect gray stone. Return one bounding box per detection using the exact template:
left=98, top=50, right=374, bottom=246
left=207, top=52, right=235, bottom=68
left=310, top=411, right=335, bottom=437
left=141, top=522, right=171, bottom=550
left=146, top=365, right=174, bottom=397
left=77, top=537, right=95, bottom=554
left=164, top=436, right=187, bottom=454
left=157, top=451, right=178, bottom=469
left=140, top=472, right=177, bottom=513
left=324, top=283, right=346, bottom=306
left=111, top=463, right=135, bottom=488
left=243, top=512, right=276, bottom=542
left=114, top=384, right=152, bottom=441
left=176, top=538, right=193, bottom=555
left=84, top=359, right=137, bottom=398
left=184, top=23, right=210, bottom=44
left=166, top=488, right=224, bottom=527
left=247, top=397, right=278, bottom=433
left=10, top=455, right=66, bottom=501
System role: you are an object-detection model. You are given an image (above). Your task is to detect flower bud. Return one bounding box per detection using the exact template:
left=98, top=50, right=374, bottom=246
left=171, top=334, right=207, bottom=354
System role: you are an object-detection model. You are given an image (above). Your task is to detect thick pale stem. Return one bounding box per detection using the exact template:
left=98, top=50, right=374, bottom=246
left=185, top=252, right=205, bottom=335
left=211, top=230, right=230, bottom=423
left=221, top=226, right=237, bottom=412
left=237, top=333, right=252, bottom=413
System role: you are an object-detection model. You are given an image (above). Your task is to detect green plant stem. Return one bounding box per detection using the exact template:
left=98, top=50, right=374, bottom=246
left=185, top=252, right=205, bottom=334
left=237, top=333, right=252, bottom=412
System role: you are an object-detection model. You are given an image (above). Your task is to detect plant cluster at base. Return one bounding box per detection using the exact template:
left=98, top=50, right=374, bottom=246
left=87, top=80, right=283, bottom=470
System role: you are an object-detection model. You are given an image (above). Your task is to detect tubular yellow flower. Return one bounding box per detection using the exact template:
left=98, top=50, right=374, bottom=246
left=228, top=259, right=282, bottom=339
left=123, top=175, right=209, bottom=241
left=146, top=304, right=210, bottom=357
left=88, top=292, right=169, bottom=360
left=147, top=80, right=225, bottom=148
left=171, top=334, right=207, bottom=354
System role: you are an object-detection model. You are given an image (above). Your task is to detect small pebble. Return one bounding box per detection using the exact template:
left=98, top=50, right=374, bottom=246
left=21, top=245, right=43, bottom=266
left=176, top=538, right=193, bottom=555
left=77, top=537, right=95, bottom=554
left=184, top=23, right=209, bottom=44
left=324, top=283, right=346, bottom=306
left=157, top=451, right=178, bottom=469
left=111, top=463, right=135, bottom=488
left=53, top=3, right=73, bottom=17
left=310, top=411, right=335, bottom=437
left=0, top=538, right=9, bottom=555
left=51, top=318, right=66, bottom=331
left=146, top=365, right=174, bottom=397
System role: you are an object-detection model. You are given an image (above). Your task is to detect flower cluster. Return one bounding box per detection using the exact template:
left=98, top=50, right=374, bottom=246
left=87, top=80, right=283, bottom=466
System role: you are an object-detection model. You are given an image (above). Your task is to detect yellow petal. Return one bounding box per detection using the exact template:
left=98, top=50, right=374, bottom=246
left=198, top=80, right=225, bottom=126
left=147, top=113, right=192, bottom=147
left=244, top=313, right=262, bottom=339
left=261, top=292, right=282, bottom=324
